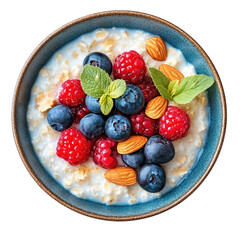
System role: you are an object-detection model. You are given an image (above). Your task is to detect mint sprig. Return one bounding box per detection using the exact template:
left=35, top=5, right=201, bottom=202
left=149, top=67, right=214, bottom=104
left=81, top=65, right=126, bottom=115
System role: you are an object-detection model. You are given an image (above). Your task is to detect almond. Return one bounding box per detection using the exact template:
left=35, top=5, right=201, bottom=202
left=104, top=167, right=137, bottom=186
left=145, top=96, right=168, bottom=119
left=117, top=136, right=147, bottom=154
left=159, top=64, right=184, bottom=82
left=145, top=36, right=167, bottom=61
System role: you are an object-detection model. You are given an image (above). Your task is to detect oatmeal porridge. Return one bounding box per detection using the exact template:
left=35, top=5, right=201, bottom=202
left=27, top=28, right=211, bottom=205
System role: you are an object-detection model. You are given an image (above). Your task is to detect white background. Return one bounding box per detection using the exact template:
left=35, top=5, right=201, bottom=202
left=1, top=0, right=239, bottom=239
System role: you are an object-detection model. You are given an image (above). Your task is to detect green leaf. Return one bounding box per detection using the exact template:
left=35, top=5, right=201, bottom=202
left=107, top=79, right=127, bottom=99
left=80, top=65, right=112, bottom=98
left=168, top=80, right=179, bottom=97
left=149, top=67, right=172, bottom=100
left=100, top=94, right=114, bottom=115
left=173, top=74, right=214, bottom=104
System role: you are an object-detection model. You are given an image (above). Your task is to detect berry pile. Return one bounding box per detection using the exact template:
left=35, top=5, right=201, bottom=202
left=45, top=49, right=191, bottom=194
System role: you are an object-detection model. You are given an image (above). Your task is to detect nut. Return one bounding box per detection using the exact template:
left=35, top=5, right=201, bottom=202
left=117, top=136, right=147, bottom=154
left=104, top=167, right=137, bottom=186
left=159, top=64, right=184, bottom=82
left=36, top=88, right=57, bottom=112
left=145, top=96, right=168, bottom=119
left=145, top=36, right=167, bottom=61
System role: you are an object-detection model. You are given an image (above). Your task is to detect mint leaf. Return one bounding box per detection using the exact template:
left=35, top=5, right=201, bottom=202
left=81, top=65, right=112, bottom=98
left=173, top=74, right=214, bottom=104
left=107, top=79, right=126, bottom=99
left=168, top=80, right=179, bottom=97
left=100, top=94, right=114, bottom=115
left=149, top=67, right=172, bottom=100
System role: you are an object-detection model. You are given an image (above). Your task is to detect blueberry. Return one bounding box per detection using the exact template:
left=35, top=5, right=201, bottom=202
left=138, top=164, right=166, bottom=193
left=144, top=135, right=175, bottom=164
left=79, top=113, right=105, bottom=139
left=47, top=105, right=74, bottom=131
left=115, top=84, right=145, bottom=114
left=122, top=149, right=145, bottom=168
left=85, top=95, right=101, bottom=114
left=83, top=52, right=112, bottom=75
left=105, top=114, right=131, bottom=141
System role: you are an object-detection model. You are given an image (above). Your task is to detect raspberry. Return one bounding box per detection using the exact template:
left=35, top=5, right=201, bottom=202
left=137, top=76, right=159, bottom=102
left=71, top=105, right=90, bottom=124
left=159, top=106, right=190, bottom=141
left=59, top=79, right=86, bottom=107
left=56, top=128, right=91, bottom=165
left=92, top=136, right=118, bottom=169
left=113, top=50, right=146, bottom=84
left=130, top=111, right=158, bottom=137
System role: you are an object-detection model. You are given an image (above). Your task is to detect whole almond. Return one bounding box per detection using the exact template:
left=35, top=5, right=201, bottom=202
left=159, top=64, right=184, bottom=82
left=145, top=96, right=168, bottom=119
left=104, top=167, right=137, bottom=186
left=117, top=136, right=147, bottom=154
left=146, top=36, right=167, bottom=61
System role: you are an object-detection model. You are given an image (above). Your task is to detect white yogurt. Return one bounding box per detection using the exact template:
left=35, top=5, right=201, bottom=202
left=27, top=28, right=209, bottom=205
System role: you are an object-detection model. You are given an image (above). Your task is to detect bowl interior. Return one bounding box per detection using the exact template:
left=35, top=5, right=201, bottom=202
left=13, top=12, right=224, bottom=220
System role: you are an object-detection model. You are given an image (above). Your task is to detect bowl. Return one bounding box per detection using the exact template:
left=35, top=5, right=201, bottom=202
left=12, top=10, right=227, bottom=221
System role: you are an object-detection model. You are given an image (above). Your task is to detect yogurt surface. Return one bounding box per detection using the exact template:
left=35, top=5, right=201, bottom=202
left=27, top=28, right=209, bottom=205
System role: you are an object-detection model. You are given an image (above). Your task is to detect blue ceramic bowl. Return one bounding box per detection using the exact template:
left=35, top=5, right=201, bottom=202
left=12, top=11, right=226, bottom=220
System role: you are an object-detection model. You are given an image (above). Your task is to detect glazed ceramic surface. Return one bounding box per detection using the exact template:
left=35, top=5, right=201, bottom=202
left=12, top=11, right=226, bottom=220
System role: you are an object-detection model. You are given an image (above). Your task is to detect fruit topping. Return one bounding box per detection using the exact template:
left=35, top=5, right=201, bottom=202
left=92, top=136, right=118, bottom=169
left=144, top=135, right=175, bottom=164
left=47, top=105, right=74, bottom=131
left=145, top=36, right=167, bottom=61
left=159, top=106, right=190, bottom=141
left=58, top=79, right=86, bottom=107
left=117, top=135, right=147, bottom=155
left=79, top=113, right=105, bottom=139
left=85, top=95, right=101, bottom=114
left=145, top=96, right=168, bottom=119
left=122, top=149, right=146, bottom=169
left=56, top=128, right=91, bottom=165
left=83, top=52, right=112, bottom=75
left=138, top=164, right=166, bottom=193
left=136, top=76, right=159, bottom=102
left=115, top=84, right=145, bottom=114
left=130, top=111, right=158, bottom=137
left=105, top=114, right=131, bottom=141
left=113, top=50, right=146, bottom=84
left=71, top=104, right=90, bottom=124
left=104, top=167, right=137, bottom=186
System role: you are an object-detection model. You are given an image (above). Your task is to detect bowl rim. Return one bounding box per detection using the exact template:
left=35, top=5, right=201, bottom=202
left=12, top=10, right=227, bottom=221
